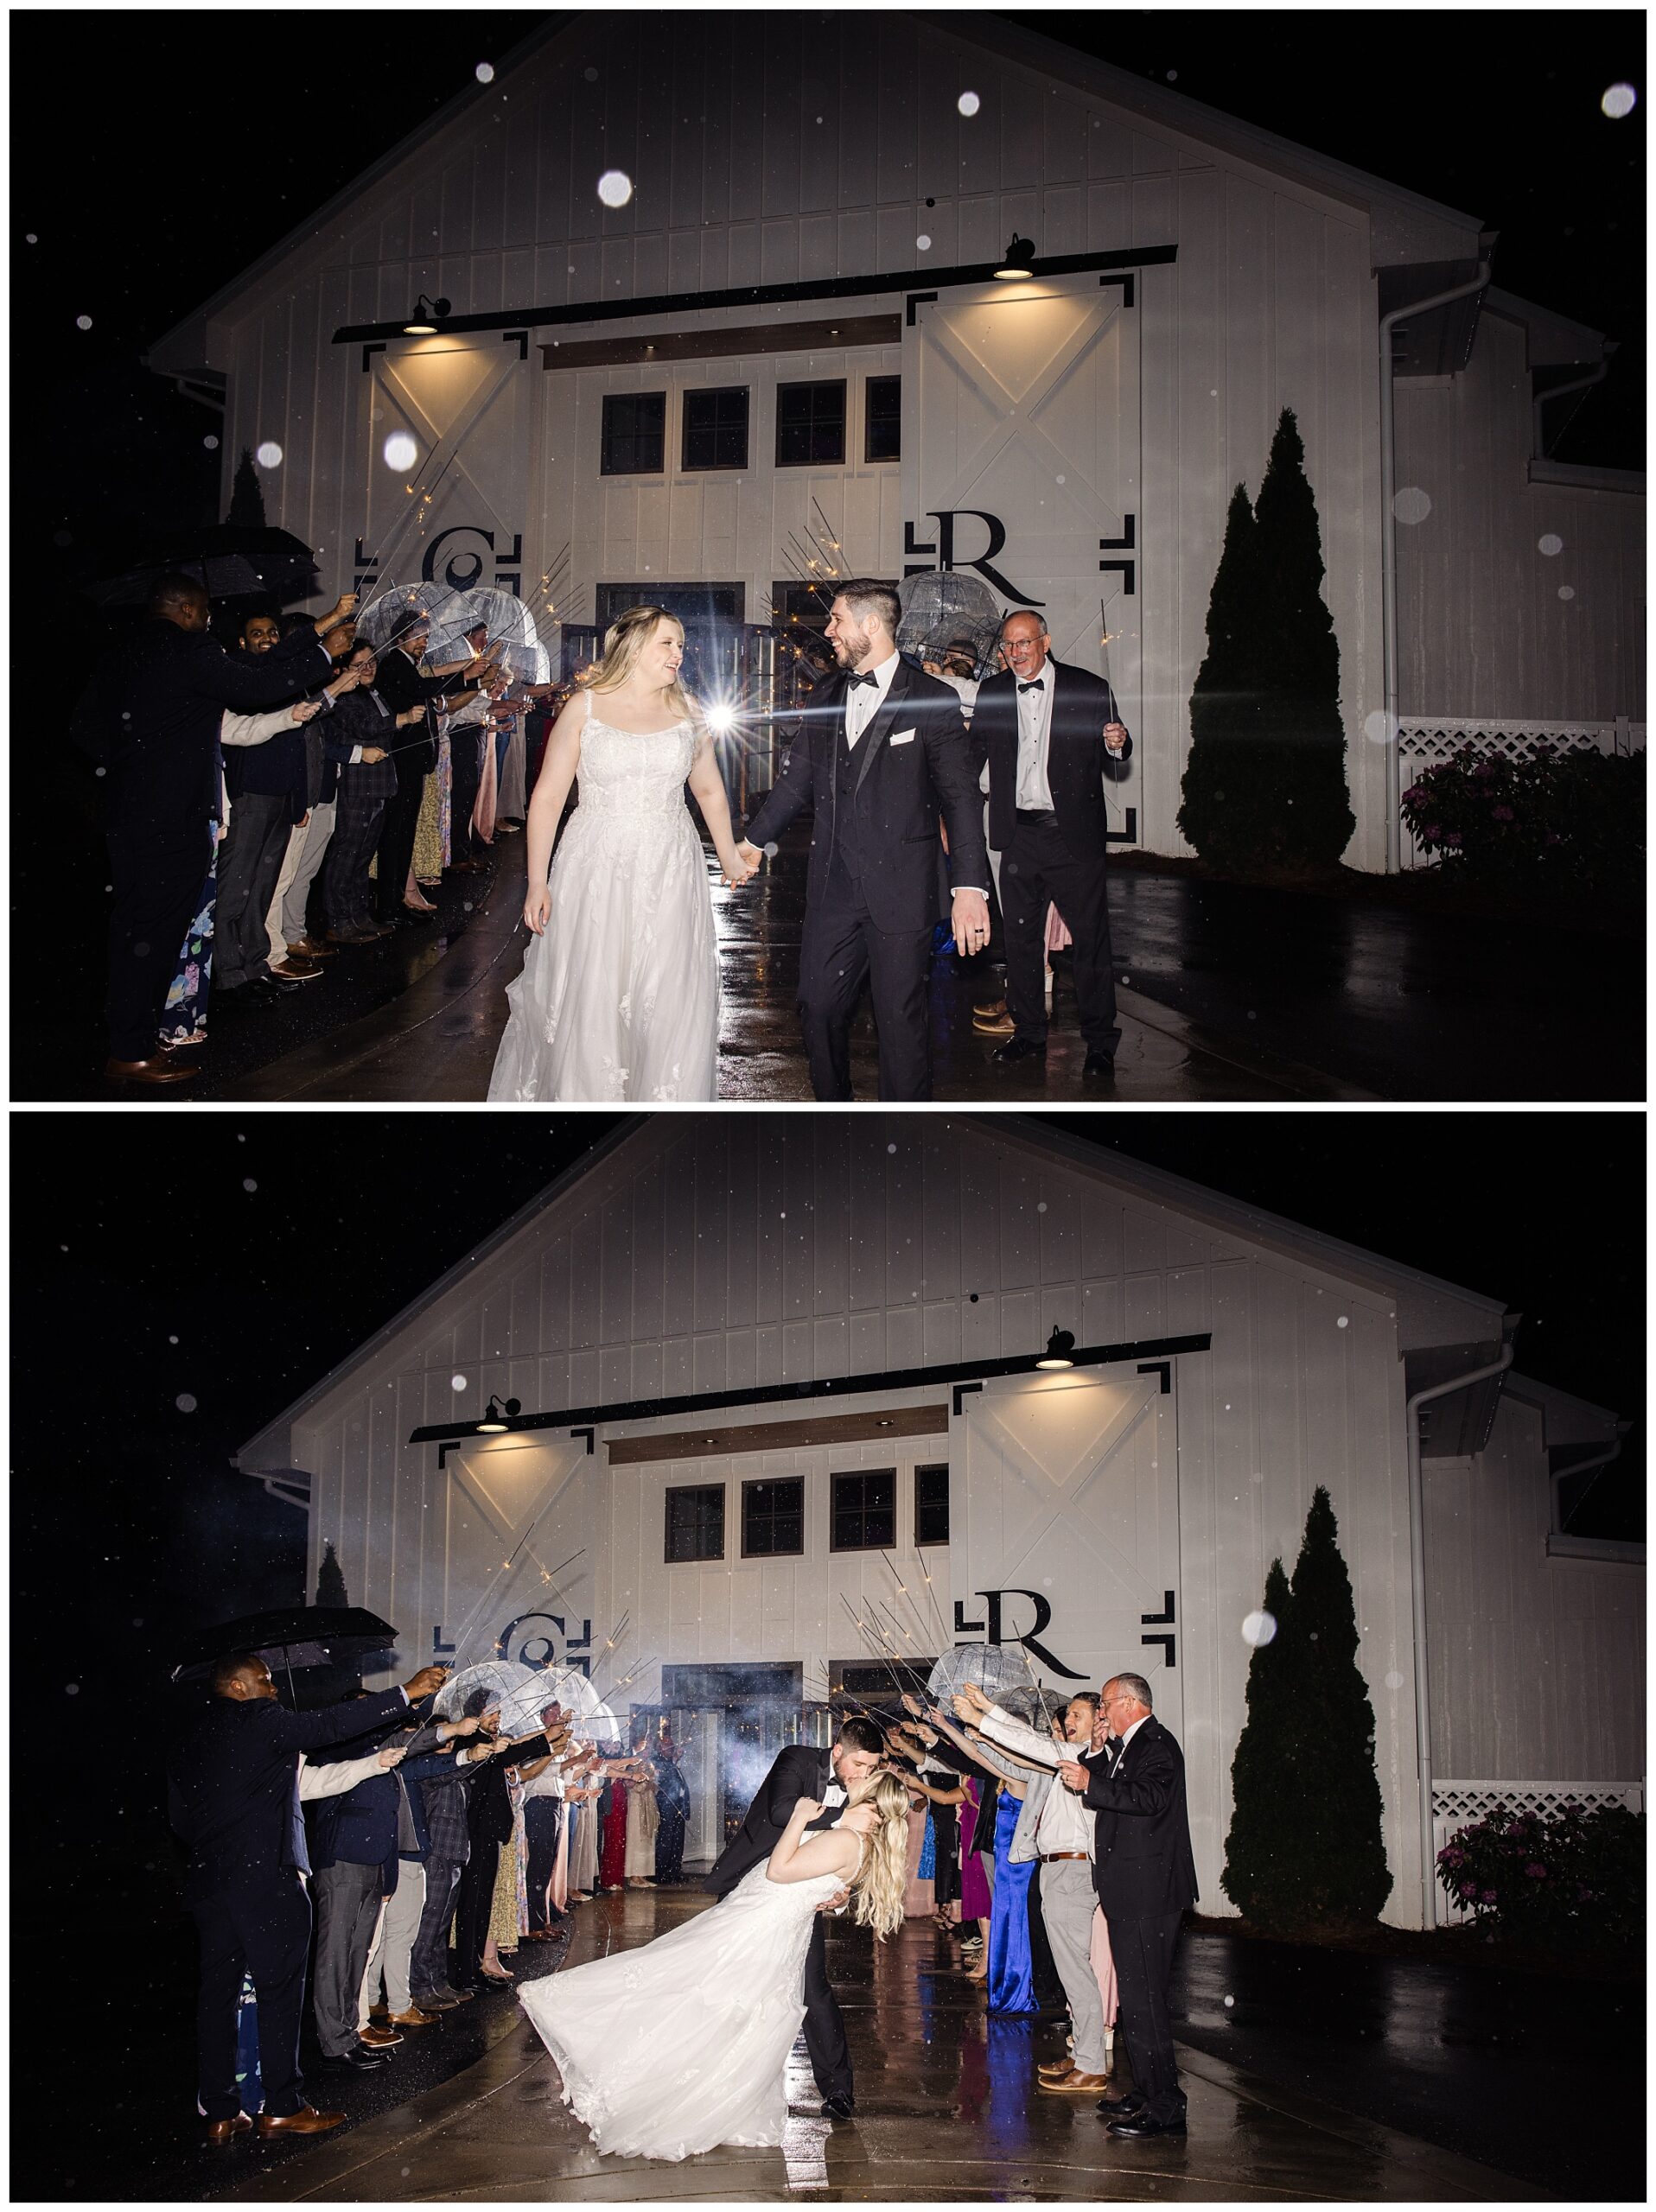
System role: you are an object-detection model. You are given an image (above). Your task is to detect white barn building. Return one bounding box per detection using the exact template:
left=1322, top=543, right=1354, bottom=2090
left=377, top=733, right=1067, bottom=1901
left=150, top=12, right=1643, bottom=874
left=237, top=1116, right=1644, bottom=1928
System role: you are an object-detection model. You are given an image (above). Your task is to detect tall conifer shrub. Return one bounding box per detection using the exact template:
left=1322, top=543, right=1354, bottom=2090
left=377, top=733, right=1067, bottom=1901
left=315, top=1540, right=348, bottom=1610
left=1222, top=1489, right=1392, bottom=1932
left=228, top=448, right=267, bottom=528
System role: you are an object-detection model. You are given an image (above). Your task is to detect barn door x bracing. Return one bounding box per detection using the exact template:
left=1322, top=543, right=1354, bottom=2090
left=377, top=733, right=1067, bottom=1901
left=908, top=278, right=1142, bottom=839
left=952, top=1363, right=1181, bottom=1735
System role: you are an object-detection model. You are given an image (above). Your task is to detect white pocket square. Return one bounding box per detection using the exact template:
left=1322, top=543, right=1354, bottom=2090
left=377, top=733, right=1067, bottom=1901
left=889, top=727, right=917, bottom=745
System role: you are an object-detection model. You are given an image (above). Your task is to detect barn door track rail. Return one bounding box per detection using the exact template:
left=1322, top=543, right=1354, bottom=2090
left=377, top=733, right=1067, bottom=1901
left=406, top=1332, right=1210, bottom=1447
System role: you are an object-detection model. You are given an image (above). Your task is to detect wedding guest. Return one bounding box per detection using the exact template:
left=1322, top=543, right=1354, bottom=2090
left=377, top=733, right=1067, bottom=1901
left=165, top=1653, right=445, bottom=2141
left=624, top=1745, right=659, bottom=1886
left=74, top=575, right=347, bottom=1085
left=479, top=1761, right=528, bottom=1984
left=359, top=1717, right=489, bottom=2034
left=408, top=1694, right=498, bottom=2013
left=453, top=1717, right=516, bottom=1991
left=927, top=1702, right=1041, bottom=2012
left=320, top=645, right=421, bottom=944
left=599, top=1764, right=628, bottom=1892
left=309, top=1715, right=413, bottom=2075
left=962, top=1682, right=1114, bottom=2094
left=370, top=616, right=491, bottom=927
left=519, top=1707, right=567, bottom=1936
left=264, top=624, right=364, bottom=969
left=1058, top=1675, right=1197, bottom=2138
left=652, top=1734, right=691, bottom=1885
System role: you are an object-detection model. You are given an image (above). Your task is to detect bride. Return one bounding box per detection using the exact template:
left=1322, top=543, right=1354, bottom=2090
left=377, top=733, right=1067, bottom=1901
left=519, top=1770, right=911, bottom=2161
left=487, top=606, right=754, bottom=1102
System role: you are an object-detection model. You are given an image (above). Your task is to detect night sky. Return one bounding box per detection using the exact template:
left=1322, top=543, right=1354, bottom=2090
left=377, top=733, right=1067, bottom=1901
left=17, top=8, right=1644, bottom=626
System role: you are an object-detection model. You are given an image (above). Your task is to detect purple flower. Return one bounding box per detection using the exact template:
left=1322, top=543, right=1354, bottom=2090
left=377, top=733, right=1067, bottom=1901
left=1423, top=823, right=1443, bottom=841
left=1524, top=1863, right=1547, bottom=1879
left=1481, top=1889, right=1498, bottom=1904
left=1444, top=832, right=1463, bottom=847
left=1493, top=805, right=1514, bottom=822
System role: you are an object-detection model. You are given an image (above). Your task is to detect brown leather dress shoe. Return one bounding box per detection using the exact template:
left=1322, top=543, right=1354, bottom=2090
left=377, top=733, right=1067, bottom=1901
left=358, top=2024, right=404, bottom=2048
left=1040, top=2069, right=1112, bottom=2094
left=205, top=2113, right=252, bottom=2142
left=286, top=937, right=338, bottom=959
left=388, top=2005, right=438, bottom=2027
left=256, top=2105, right=346, bottom=2138
left=1038, top=2060, right=1077, bottom=2081
left=105, top=1053, right=198, bottom=1084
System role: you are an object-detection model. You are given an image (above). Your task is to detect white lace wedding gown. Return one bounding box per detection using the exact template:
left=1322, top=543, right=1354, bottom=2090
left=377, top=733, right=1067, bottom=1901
left=487, top=702, right=719, bottom=1101
left=519, top=1838, right=857, bottom=2160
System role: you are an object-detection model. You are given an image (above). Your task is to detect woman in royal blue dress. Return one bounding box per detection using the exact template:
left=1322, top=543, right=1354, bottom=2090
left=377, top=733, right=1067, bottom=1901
left=926, top=1703, right=1039, bottom=2013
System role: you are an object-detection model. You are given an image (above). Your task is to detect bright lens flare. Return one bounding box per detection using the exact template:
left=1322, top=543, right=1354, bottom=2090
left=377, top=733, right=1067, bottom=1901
left=705, top=703, right=736, bottom=734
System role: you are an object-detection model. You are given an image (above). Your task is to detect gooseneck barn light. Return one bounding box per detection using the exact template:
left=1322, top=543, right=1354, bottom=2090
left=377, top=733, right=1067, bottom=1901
left=993, top=235, right=1036, bottom=280
left=1035, top=1327, right=1076, bottom=1370
left=403, top=293, right=452, bottom=334
left=477, top=1395, right=521, bottom=1433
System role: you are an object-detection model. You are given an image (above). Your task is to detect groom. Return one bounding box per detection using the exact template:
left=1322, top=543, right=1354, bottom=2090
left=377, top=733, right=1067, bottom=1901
left=736, top=581, right=990, bottom=1101
left=704, top=1716, right=886, bottom=2119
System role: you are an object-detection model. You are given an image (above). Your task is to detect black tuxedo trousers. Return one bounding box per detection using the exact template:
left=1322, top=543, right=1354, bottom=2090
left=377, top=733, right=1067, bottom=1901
left=800, top=847, right=934, bottom=1102
left=191, top=1866, right=312, bottom=2120
left=1002, top=813, right=1120, bottom=1055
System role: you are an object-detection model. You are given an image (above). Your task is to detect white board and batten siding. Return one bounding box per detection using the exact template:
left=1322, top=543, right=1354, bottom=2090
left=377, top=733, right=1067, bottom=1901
left=189, top=13, right=1450, bottom=869
left=252, top=1116, right=1529, bottom=1926
left=1424, top=1390, right=1646, bottom=1786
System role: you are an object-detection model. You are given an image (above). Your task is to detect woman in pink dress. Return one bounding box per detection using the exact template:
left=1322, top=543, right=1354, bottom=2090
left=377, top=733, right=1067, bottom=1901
left=959, top=1775, right=993, bottom=1978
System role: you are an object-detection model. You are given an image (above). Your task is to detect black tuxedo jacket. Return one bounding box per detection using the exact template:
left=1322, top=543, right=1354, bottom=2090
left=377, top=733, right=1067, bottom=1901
left=744, top=660, right=989, bottom=933
left=1080, top=1713, right=1199, bottom=1923
left=974, top=657, right=1132, bottom=862
left=166, top=1685, right=415, bottom=1905
left=704, top=1743, right=841, bottom=1897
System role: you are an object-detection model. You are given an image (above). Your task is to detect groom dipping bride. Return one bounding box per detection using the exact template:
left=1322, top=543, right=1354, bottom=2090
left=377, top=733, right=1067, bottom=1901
left=518, top=1718, right=906, bottom=2160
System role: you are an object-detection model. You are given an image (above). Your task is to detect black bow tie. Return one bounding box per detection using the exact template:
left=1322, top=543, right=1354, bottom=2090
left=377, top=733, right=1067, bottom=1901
left=1018, top=678, right=1044, bottom=693
left=846, top=670, right=878, bottom=690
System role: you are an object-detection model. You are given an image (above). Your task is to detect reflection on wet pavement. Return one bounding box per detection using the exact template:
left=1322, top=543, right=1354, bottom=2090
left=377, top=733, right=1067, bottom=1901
left=239, top=835, right=1375, bottom=1103
left=222, top=1888, right=1543, bottom=2203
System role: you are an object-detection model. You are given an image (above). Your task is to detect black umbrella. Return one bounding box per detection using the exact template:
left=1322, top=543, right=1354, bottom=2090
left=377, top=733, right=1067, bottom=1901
left=86, top=525, right=321, bottom=609
left=171, top=1605, right=399, bottom=1700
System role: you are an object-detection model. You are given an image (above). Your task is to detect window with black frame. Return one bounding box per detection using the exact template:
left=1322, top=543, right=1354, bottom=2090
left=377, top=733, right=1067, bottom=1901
left=864, top=374, right=901, bottom=461
left=831, top=1467, right=896, bottom=1552
left=601, top=391, right=666, bottom=476
left=664, top=1482, right=725, bottom=1562
left=776, top=378, right=846, bottom=467
left=682, top=385, right=749, bottom=471
left=914, top=1462, right=950, bottom=1547
left=742, top=1476, right=805, bottom=1557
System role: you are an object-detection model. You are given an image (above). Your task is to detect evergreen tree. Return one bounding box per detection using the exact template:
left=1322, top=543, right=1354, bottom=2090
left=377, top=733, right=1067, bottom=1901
left=1178, top=412, right=1355, bottom=873
left=315, top=1541, right=348, bottom=1610
left=1221, top=1491, right=1392, bottom=1933
left=228, top=448, right=267, bottom=528
left=1220, top=1556, right=1295, bottom=1922
left=1252, top=410, right=1354, bottom=868
left=1176, top=482, right=1267, bottom=864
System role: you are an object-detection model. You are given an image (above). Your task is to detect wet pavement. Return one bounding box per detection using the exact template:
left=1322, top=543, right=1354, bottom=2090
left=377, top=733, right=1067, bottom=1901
left=215, top=1888, right=1549, bottom=2204
left=29, top=815, right=1639, bottom=1104
left=229, top=834, right=1370, bottom=1104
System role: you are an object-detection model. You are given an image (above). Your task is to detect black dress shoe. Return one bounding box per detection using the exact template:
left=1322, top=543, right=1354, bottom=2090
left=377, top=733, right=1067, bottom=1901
left=820, top=2094, right=856, bottom=2120
left=992, top=1036, right=1047, bottom=1065
left=247, top=973, right=300, bottom=1001
left=1083, top=1049, right=1118, bottom=1077
left=320, top=2046, right=390, bottom=2072
left=1106, top=2113, right=1185, bottom=2139
left=1096, top=2090, right=1146, bottom=2117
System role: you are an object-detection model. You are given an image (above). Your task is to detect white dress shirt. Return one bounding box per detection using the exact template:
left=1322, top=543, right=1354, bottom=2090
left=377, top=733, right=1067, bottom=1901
left=1114, top=1713, right=1151, bottom=1758
left=844, top=649, right=901, bottom=747
left=979, top=1703, right=1093, bottom=1859
left=1013, top=665, right=1056, bottom=810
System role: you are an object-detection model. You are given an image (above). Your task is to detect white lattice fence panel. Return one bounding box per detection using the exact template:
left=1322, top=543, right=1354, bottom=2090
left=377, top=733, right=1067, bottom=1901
left=1430, top=1777, right=1646, bottom=1924
left=1398, top=717, right=1646, bottom=868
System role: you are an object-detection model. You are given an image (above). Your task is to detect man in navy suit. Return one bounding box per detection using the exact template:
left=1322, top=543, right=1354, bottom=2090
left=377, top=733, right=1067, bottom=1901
left=736, top=581, right=990, bottom=1101
left=167, top=1653, right=448, bottom=2140
left=972, top=609, right=1133, bottom=1076
left=1057, top=1673, right=1198, bottom=2138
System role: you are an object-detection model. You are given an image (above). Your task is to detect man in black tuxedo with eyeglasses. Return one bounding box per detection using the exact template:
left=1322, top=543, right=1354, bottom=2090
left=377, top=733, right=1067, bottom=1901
left=736, top=580, right=990, bottom=1101
left=973, top=607, right=1133, bottom=1077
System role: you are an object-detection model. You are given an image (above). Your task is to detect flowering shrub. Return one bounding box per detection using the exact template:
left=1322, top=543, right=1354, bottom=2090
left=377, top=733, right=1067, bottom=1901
left=1400, top=745, right=1643, bottom=910
left=1436, top=1800, right=1644, bottom=1953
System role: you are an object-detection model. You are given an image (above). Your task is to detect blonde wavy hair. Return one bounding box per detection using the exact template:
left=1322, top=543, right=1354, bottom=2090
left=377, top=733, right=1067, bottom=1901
left=847, top=1771, right=914, bottom=1942
left=587, top=604, right=700, bottom=724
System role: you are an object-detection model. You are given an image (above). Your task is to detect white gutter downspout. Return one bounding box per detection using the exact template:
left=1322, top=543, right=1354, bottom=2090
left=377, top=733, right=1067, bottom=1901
left=1404, top=1332, right=1514, bottom=1928
left=1379, top=257, right=1493, bottom=873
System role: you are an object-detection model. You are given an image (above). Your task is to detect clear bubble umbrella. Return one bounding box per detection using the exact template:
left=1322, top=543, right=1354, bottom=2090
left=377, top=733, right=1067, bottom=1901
left=896, top=571, right=1003, bottom=676
left=427, top=587, right=551, bottom=684
left=926, top=1643, right=1037, bottom=1705
left=358, top=580, right=455, bottom=653
left=432, top=1658, right=535, bottom=1721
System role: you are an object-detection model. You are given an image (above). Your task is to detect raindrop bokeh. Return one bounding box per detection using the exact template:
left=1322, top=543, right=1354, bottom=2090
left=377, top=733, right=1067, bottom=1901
left=255, top=441, right=283, bottom=468
left=1241, top=1610, right=1277, bottom=1648
left=475, top=61, right=495, bottom=83
left=1601, top=82, right=1637, bottom=118
left=1538, top=532, right=1564, bottom=556
left=384, top=431, right=419, bottom=471
left=596, top=169, right=634, bottom=207
left=452, top=1373, right=468, bottom=1392
left=76, top=315, right=92, bottom=330
left=1392, top=486, right=1432, bottom=525
left=958, top=90, right=980, bottom=116
left=176, top=1394, right=198, bottom=1414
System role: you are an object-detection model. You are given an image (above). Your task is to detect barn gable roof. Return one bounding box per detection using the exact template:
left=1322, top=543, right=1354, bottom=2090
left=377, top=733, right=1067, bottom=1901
left=235, top=1112, right=1508, bottom=1466
left=151, top=9, right=1484, bottom=380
